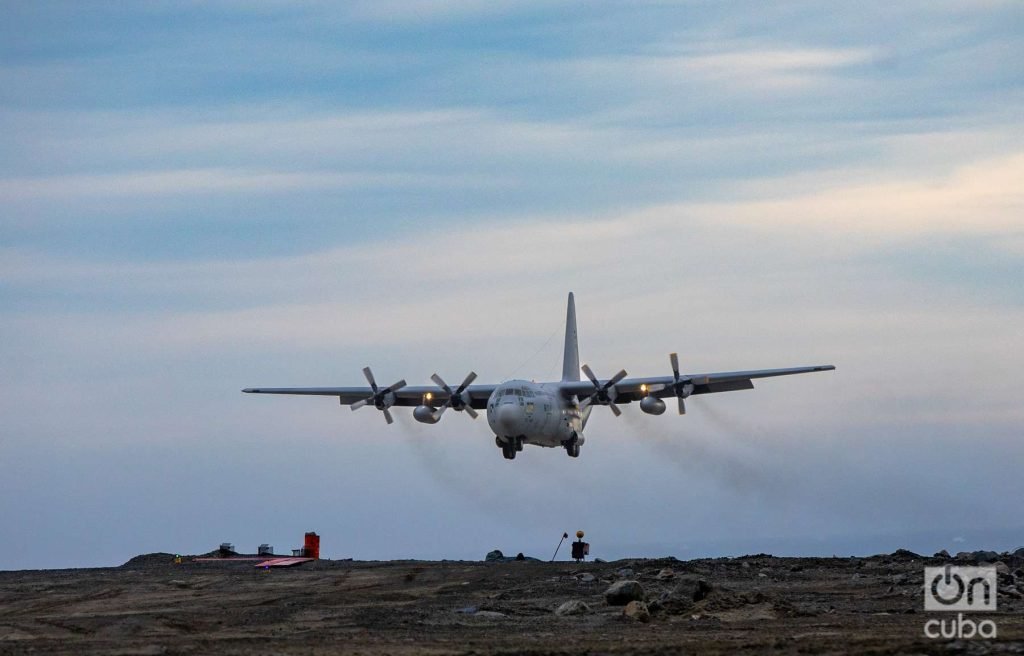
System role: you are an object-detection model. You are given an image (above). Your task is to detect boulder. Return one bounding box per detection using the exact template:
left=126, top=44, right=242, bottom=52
left=676, top=577, right=713, bottom=602
left=994, top=561, right=1011, bottom=576
left=604, top=580, right=644, bottom=606
left=656, top=568, right=675, bottom=581
left=934, top=549, right=951, bottom=559
left=1013, top=547, right=1024, bottom=558
left=616, top=567, right=634, bottom=578
left=623, top=600, right=651, bottom=623
left=576, top=573, right=596, bottom=583
left=555, top=600, right=591, bottom=616
left=485, top=550, right=504, bottom=562
left=973, top=550, right=1000, bottom=563
left=891, top=549, right=921, bottom=560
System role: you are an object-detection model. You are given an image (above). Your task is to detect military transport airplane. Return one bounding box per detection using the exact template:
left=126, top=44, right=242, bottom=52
left=244, top=293, right=834, bottom=460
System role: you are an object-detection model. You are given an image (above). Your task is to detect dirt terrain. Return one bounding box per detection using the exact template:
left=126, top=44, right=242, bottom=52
left=1, top=551, right=1022, bottom=654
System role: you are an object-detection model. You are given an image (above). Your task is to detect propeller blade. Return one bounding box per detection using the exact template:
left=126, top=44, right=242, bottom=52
left=670, top=353, right=680, bottom=380
left=678, top=397, right=686, bottom=415
left=351, top=398, right=371, bottom=411
left=646, top=383, right=667, bottom=393
left=362, top=366, right=378, bottom=393
left=382, top=407, right=394, bottom=425
left=609, top=402, right=622, bottom=417
left=579, top=397, right=592, bottom=410
left=385, top=379, right=407, bottom=394
left=430, top=373, right=452, bottom=393
left=581, top=364, right=599, bottom=387
left=465, top=406, right=479, bottom=419
left=607, top=369, right=628, bottom=388
left=456, top=371, right=477, bottom=393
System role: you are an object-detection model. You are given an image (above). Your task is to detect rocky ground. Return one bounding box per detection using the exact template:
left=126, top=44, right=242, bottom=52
left=1, top=549, right=1023, bottom=654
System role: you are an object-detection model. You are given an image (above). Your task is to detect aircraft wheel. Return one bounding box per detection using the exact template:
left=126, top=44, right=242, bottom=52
left=502, top=445, right=517, bottom=460
left=565, top=442, right=580, bottom=458
left=515, top=437, right=524, bottom=452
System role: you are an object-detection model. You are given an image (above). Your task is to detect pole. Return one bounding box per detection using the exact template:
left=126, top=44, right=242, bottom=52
left=550, top=532, right=569, bottom=562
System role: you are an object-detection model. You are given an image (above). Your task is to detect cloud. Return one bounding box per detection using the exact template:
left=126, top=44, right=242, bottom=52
left=0, top=168, right=507, bottom=201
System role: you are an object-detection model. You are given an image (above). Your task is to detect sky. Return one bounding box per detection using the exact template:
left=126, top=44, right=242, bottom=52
left=1, top=1, right=1023, bottom=570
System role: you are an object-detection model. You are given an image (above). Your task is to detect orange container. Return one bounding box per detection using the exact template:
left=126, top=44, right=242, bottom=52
left=304, top=532, right=320, bottom=559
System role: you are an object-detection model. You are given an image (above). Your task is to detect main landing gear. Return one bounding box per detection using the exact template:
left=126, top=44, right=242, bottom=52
left=563, top=432, right=580, bottom=458
left=496, top=436, right=523, bottom=460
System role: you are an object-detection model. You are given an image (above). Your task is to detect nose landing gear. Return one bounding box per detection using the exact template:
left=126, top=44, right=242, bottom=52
left=496, top=436, right=524, bottom=460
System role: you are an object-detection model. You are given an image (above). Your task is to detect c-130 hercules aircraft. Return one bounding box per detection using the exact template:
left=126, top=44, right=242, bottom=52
left=244, top=293, right=834, bottom=460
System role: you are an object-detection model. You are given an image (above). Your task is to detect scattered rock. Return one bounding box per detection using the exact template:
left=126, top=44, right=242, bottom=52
left=934, top=549, right=951, bottom=559
left=168, top=580, right=189, bottom=589
left=741, top=561, right=751, bottom=569
left=485, top=550, right=504, bottom=562
left=995, top=562, right=1011, bottom=576
left=623, top=600, right=651, bottom=623
left=593, top=558, right=607, bottom=563
left=757, top=573, right=768, bottom=578
left=605, top=580, right=644, bottom=606
left=891, top=574, right=909, bottom=585
left=576, top=573, right=596, bottom=583
left=455, top=606, right=478, bottom=614
left=973, top=550, right=1000, bottom=563
left=555, top=600, right=591, bottom=616
left=890, top=549, right=920, bottom=560
left=473, top=611, right=507, bottom=619
left=656, top=568, right=675, bottom=581
left=851, top=573, right=864, bottom=580
left=616, top=567, right=634, bottom=578
left=789, top=565, right=803, bottom=572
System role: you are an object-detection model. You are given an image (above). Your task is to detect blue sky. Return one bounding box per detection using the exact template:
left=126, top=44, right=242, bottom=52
left=1, top=1, right=1023, bottom=569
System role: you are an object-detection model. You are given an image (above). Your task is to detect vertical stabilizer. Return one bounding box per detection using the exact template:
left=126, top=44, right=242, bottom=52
left=562, top=292, right=580, bottom=382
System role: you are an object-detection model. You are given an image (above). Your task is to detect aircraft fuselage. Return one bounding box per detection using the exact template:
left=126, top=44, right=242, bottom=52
left=486, top=380, right=584, bottom=456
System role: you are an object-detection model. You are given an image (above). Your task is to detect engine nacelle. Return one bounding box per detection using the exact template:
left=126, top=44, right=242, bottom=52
left=413, top=405, right=441, bottom=424
left=639, top=395, right=666, bottom=415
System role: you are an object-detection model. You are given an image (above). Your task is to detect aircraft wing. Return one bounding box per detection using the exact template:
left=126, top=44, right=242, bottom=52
left=242, top=384, right=497, bottom=410
left=559, top=365, right=835, bottom=403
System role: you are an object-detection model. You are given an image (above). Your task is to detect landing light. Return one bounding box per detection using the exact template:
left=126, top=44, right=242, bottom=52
left=640, top=384, right=647, bottom=393
left=425, top=392, right=433, bottom=401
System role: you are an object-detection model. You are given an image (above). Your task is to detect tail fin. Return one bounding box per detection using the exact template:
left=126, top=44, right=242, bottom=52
left=561, top=292, right=580, bottom=382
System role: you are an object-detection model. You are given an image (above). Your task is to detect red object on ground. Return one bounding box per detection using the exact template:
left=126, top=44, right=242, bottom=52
left=254, top=557, right=314, bottom=568
left=304, top=532, right=320, bottom=559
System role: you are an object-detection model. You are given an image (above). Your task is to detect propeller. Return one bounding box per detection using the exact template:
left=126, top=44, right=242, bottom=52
left=668, top=352, right=696, bottom=415
left=579, top=364, right=628, bottom=416
left=430, top=371, right=479, bottom=419
left=350, top=366, right=407, bottom=424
